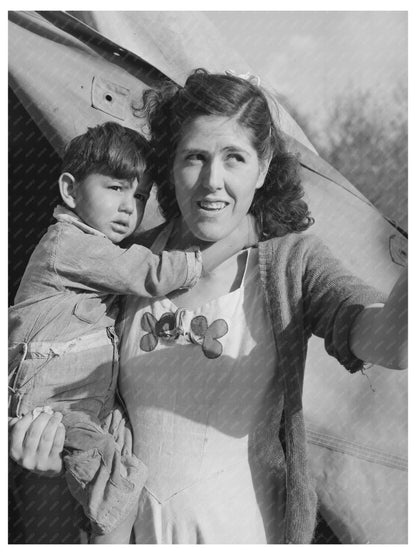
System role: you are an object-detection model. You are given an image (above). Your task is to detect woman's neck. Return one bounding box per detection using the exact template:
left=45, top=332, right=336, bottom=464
left=167, top=218, right=210, bottom=251
left=167, top=249, right=248, bottom=309
left=166, top=216, right=255, bottom=277
left=163, top=217, right=249, bottom=309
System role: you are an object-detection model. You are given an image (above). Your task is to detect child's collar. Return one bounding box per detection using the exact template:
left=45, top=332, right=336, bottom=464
left=53, top=205, right=108, bottom=239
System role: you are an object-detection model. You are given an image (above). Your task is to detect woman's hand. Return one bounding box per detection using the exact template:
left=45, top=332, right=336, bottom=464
left=9, top=410, right=65, bottom=476
left=350, top=267, right=408, bottom=369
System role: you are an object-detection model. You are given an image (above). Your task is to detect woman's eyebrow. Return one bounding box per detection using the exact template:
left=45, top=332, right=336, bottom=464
left=178, top=145, right=252, bottom=156
left=222, top=145, right=251, bottom=156
left=177, top=147, right=209, bottom=154
left=139, top=184, right=152, bottom=196
left=134, top=178, right=152, bottom=193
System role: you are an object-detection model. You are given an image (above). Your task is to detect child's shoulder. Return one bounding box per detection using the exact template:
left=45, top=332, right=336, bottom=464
left=35, top=218, right=107, bottom=263
left=39, top=218, right=86, bottom=244
left=33, top=220, right=65, bottom=249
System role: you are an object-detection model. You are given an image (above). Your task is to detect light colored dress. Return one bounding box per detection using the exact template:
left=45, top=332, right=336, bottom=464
left=119, top=244, right=285, bottom=544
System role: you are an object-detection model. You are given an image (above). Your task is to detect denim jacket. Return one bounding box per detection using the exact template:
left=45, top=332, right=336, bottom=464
left=9, top=205, right=201, bottom=345
left=8, top=206, right=203, bottom=534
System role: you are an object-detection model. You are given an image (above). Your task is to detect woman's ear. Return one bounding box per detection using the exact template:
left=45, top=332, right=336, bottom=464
left=255, top=155, right=272, bottom=190
left=58, top=172, right=78, bottom=209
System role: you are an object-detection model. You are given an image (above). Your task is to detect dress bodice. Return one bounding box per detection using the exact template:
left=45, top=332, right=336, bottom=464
left=119, top=239, right=284, bottom=543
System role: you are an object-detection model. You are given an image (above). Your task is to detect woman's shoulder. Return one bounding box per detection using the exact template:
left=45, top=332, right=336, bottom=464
left=260, top=232, right=348, bottom=282
left=260, top=231, right=326, bottom=257
left=258, top=232, right=342, bottom=290
left=259, top=232, right=337, bottom=279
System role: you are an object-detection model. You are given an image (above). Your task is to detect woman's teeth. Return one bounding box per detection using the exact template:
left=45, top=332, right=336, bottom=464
left=197, top=201, right=227, bottom=211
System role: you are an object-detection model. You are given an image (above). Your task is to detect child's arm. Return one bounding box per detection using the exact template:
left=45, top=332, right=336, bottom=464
left=350, top=268, right=407, bottom=369
left=56, top=214, right=257, bottom=298
left=57, top=231, right=201, bottom=298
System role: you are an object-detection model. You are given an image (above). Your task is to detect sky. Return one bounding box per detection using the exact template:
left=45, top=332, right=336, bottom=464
left=205, top=11, right=407, bottom=128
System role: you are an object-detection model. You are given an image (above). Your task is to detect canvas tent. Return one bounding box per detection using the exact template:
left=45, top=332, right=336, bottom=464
left=8, top=11, right=407, bottom=544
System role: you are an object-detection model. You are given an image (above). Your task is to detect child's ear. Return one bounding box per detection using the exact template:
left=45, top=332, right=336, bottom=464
left=58, top=173, right=78, bottom=209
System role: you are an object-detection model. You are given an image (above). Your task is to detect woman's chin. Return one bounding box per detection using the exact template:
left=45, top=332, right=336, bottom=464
left=177, top=217, right=233, bottom=246
left=189, top=226, right=231, bottom=245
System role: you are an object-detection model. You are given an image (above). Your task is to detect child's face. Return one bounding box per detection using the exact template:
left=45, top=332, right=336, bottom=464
left=74, top=173, right=151, bottom=243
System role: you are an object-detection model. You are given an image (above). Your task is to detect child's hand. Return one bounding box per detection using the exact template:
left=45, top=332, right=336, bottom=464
left=9, top=410, right=65, bottom=476
left=201, top=213, right=259, bottom=274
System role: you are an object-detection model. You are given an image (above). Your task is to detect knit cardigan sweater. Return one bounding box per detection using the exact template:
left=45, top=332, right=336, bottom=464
left=256, top=232, right=386, bottom=543
left=132, top=226, right=386, bottom=544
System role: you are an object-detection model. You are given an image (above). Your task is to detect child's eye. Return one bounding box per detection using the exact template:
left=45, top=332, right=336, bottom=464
left=109, top=185, right=122, bottom=192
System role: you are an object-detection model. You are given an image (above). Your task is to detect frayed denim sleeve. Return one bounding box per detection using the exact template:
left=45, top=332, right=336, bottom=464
left=54, top=225, right=201, bottom=298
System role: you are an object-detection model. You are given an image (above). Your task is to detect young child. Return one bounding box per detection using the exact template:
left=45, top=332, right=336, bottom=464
left=8, top=121, right=255, bottom=536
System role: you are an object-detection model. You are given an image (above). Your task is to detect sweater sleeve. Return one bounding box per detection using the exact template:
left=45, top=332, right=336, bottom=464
left=301, top=235, right=386, bottom=373
left=54, top=227, right=201, bottom=297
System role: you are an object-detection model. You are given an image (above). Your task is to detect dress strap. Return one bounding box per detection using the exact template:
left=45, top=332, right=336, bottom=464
left=241, top=247, right=259, bottom=288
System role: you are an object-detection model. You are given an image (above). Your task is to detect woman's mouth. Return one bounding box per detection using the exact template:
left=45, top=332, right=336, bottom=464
left=196, top=200, right=228, bottom=211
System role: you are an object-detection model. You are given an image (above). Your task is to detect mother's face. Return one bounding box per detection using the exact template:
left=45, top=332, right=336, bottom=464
left=172, top=115, right=268, bottom=244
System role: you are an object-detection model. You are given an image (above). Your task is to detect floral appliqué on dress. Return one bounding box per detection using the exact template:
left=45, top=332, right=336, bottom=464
left=140, top=309, right=228, bottom=359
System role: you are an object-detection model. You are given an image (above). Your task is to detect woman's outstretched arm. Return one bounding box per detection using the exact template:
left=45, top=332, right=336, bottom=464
left=350, top=268, right=408, bottom=369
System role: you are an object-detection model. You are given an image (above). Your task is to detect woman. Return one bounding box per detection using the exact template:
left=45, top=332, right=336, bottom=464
left=10, top=69, right=407, bottom=544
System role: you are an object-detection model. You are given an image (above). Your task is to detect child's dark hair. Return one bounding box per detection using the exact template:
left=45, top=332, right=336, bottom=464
left=62, top=121, right=151, bottom=183
left=141, top=69, right=313, bottom=239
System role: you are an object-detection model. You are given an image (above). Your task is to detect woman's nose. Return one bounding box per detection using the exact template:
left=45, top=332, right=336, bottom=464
left=202, top=159, right=224, bottom=192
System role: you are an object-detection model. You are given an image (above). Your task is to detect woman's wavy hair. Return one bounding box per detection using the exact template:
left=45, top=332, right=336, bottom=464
left=141, top=69, right=314, bottom=239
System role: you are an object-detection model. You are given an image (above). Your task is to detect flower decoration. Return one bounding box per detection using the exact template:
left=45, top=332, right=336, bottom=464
left=139, top=310, right=228, bottom=359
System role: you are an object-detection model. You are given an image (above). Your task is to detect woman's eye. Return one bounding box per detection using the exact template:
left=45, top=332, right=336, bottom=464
left=227, top=153, right=245, bottom=163
left=186, top=153, right=205, bottom=163
left=134, top=193, right=147, bottom=202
